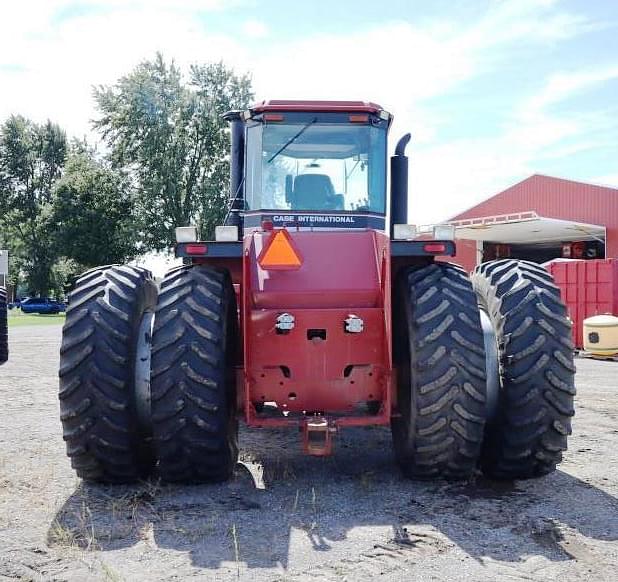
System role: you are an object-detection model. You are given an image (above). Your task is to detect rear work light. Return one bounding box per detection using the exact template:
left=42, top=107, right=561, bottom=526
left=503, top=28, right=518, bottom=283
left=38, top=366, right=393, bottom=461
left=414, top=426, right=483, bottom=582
left=215, top=225, right=239, bottom=241
left=423, top=243, right=447, bottom=254
left=175, top=226, right=198, bottom=243
left=393, top=224, right=417, bottom=240
left=185, top=243, right=208, bottom=255
left=432, top=224, right=455, bottom=240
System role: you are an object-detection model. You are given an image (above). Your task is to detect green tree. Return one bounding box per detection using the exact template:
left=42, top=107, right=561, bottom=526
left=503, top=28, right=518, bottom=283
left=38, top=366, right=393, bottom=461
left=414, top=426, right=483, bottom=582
left=0, top=115, right=67, bottom=295
left=52, top=143, right=137, bottom=269
left=93, top=54, right=253, bottom=249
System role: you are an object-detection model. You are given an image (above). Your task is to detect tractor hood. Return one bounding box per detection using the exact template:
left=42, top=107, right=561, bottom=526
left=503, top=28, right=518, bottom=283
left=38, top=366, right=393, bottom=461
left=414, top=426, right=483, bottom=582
left=245, top=229, right=389, bottom=309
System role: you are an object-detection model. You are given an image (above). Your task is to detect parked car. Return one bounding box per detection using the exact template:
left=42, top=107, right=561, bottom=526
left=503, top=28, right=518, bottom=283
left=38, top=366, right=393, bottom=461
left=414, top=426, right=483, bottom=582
left=8, top=298, right=23, bottom=310
left=20, top=297, right=65, bottom=315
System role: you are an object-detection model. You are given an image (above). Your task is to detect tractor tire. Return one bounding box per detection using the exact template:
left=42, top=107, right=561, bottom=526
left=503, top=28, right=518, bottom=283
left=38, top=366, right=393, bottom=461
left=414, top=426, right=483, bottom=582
left=0, top=286, right=7, bottom=365
left=58, top=265, right=158, bottom=482
left=150, top=265, right=238, bottom=483
left=391, top=262, right=487, bottom=479
left=472, top=259, right=575, bottom=480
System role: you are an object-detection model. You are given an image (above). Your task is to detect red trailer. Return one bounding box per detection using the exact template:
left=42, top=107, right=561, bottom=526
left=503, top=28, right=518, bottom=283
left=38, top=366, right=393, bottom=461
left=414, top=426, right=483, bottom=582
left=546, top=258, right=618, bottom=348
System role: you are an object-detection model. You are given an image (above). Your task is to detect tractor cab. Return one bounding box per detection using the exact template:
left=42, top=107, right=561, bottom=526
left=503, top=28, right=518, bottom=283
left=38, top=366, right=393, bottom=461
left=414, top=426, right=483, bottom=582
left=243, top=103, right=389, bottom=219
left=225, top=101, right=393, bottom=234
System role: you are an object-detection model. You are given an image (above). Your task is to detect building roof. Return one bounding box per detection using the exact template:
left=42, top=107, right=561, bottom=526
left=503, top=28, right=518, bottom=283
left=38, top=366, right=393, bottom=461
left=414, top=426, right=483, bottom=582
left=451, top=211, right=605, bottom=244
left=451, top=174, right=618, bottom=226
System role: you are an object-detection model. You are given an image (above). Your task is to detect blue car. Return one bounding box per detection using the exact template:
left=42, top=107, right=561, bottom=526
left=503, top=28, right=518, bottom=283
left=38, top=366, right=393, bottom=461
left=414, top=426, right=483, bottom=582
left=20, top=297, right=65, bottom=315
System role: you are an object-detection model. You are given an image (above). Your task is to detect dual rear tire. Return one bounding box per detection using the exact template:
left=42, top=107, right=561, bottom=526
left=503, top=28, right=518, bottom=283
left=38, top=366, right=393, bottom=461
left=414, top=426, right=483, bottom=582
left=391, top=263, right=487, bottom=479
left=150, top=265, right=238, bottom=483
left=58, top=264, right=238, bottom=483
left=58, top=266, right=157, bottom=482
left=472, top=259, right=575, bottom=479
left=392, top=259, right=575, bottom=481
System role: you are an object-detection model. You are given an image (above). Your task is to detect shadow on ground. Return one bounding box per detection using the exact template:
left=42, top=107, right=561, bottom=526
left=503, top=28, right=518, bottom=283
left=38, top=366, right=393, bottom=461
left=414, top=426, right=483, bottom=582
left=47, top=426, right=618, bottom=572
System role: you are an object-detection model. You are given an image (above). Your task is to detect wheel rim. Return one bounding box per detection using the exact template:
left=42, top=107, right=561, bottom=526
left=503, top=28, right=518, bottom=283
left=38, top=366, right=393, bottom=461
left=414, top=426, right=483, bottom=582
left=479, top=308, right=500, bottom=422
left=134, top=310, right=155, bottom=434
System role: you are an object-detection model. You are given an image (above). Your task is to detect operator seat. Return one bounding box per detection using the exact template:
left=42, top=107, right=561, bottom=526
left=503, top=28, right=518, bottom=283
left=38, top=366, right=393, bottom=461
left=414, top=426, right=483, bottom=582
left=291, top=174, right=335, bottom=210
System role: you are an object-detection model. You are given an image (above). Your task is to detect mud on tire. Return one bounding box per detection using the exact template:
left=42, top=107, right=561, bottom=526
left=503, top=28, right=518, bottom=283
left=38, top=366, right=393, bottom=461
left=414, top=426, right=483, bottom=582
left=472, top=259, right=576, bottom=480
left=391, top=262, right=487, bottom=479
left=150, top=265, right=238, bottom=483
left=0, top=286, right=7, bottom=365
left=58, top=266, right=157, bottom=482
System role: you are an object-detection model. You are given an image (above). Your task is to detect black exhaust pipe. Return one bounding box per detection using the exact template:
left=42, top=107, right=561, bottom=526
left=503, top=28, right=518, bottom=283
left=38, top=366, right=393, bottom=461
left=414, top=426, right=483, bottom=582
left=390, top=133, right=411, bottom=238
left=223, top=111, right=245, bottom=230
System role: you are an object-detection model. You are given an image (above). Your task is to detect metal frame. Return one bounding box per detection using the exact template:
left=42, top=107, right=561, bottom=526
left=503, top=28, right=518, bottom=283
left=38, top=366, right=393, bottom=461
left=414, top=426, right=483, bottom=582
left=176, top=242, right=242, bottom=258
left=391, top=240, right=456, bottom=257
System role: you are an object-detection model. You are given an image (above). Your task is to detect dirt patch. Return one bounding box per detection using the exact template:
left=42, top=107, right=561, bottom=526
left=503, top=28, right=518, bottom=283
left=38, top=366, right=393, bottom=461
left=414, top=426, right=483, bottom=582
left=1, top=326, right=617, bottom=581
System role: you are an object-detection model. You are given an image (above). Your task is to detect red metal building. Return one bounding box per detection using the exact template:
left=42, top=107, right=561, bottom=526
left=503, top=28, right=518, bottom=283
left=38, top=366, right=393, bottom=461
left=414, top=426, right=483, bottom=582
left=449, top=174, right=618, bottom=273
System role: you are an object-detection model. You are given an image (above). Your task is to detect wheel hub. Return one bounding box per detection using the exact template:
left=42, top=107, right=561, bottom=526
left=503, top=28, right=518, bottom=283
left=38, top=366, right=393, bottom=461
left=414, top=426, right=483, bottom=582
left=479, top=308, right=500, bottom=422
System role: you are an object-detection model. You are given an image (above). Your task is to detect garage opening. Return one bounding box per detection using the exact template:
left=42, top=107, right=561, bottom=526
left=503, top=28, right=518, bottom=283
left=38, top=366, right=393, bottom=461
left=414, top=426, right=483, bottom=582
left=452, top=212, right=606, bottom=266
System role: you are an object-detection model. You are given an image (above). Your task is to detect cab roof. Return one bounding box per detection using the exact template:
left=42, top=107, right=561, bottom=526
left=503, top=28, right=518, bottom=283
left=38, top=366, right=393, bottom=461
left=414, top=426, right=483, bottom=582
left=251, top=100, right=384, bottom=114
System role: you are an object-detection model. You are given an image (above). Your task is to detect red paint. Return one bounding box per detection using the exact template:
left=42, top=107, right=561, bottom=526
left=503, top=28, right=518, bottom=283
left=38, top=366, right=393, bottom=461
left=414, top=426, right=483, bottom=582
left=248, top=308, right=386, bottom=412
left=249, top=231, right=383, bottom=309
left=545, top=259, right=618, bottom=348
left=241, top=229, right=392, bottom=430
left=451, top=174, right=618, bottom=272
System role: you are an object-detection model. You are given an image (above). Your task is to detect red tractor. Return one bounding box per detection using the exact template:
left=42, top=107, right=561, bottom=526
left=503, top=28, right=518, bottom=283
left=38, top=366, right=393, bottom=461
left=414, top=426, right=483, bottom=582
left=58, top=100, right=575, bottom=483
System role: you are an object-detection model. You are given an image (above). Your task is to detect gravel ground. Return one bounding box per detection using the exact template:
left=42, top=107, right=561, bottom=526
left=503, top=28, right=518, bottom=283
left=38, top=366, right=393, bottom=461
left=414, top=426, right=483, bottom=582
left=0, top=324, right=617, bottom=581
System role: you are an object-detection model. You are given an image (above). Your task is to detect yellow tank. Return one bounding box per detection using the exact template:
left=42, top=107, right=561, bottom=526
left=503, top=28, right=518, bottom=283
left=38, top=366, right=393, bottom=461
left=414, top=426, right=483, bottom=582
left=583, top=315, right=618, bottom=356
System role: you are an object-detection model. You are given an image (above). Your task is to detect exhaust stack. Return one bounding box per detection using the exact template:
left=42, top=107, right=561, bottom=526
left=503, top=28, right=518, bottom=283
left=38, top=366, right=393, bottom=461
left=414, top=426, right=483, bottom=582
left=390, top=133, right=411, bottom=237
left=223, top=110, right=245, bottom=230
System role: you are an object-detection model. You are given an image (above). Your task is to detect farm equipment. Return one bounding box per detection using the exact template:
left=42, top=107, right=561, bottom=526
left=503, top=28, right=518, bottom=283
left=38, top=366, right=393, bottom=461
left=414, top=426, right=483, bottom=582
left=58, top=100, right=575, bottom=483
left=0, top=286, right=7, bottom=365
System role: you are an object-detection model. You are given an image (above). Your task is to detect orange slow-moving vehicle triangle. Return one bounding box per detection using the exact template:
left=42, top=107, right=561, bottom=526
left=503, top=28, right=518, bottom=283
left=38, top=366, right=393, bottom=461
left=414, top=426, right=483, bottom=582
left=258, top=229, right=302, bottom=270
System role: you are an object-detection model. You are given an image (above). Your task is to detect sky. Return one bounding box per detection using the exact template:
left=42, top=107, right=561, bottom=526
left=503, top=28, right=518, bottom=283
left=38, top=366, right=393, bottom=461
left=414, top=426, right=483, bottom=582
left=1, top=0, right=617, bottom=225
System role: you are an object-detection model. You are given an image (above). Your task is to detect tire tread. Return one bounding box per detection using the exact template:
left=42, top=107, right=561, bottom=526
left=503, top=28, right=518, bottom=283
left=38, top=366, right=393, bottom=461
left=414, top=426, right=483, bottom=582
left=58, top=266, right=157, bottom=483
left=472, top=259, right=575, bottom=480
left=150, top=265, right=238, bottom=483
left=392, top=262, right=487, bottom=479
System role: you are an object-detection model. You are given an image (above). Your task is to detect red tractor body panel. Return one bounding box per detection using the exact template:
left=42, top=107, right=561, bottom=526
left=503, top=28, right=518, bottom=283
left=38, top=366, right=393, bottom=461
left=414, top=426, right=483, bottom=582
left=249, top=230, right=382, bottom=308
left=241, top=229, right=392, bottom=429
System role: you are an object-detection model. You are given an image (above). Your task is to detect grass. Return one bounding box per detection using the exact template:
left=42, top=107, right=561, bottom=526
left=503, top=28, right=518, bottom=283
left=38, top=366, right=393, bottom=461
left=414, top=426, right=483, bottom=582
left=7, top=310, right=65, bottom=327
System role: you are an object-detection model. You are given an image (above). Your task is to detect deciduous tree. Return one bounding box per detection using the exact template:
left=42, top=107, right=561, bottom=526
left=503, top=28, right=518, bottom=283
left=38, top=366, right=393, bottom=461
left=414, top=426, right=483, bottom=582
left=0, top=116, right=66, bottom=295
left=94, top=54, right=253, bottom=249
left=52, top=143, right=137, bottom=268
